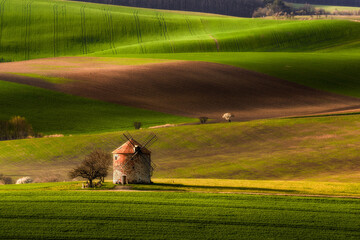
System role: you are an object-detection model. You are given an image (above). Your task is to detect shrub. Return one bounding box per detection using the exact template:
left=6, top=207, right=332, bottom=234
left=0, top=174, right=13, bottom=184
left=134, top=122, right=142, bottom=130
left=199, top=117, right=208, bottom=124
left=33, top=174, right=61, bottom=183
left=0, top=116, right=35, bottom=141
left=16, top=176, right=33, bottom=184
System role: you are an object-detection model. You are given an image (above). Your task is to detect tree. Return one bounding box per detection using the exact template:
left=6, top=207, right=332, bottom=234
left=0, top=116, right=35, bottom=141
left=199, top=117, right=208, bottom=124
left=69, top=149, right=111, bottom=187
left=222, top=113, right=234, bottom=122
left=0, top=173, right=13, bottom=185
left=8, top=116, right=34, bottom=140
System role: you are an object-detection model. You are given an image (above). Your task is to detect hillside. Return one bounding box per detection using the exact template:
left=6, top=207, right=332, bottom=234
left=2, top=114, right=360, bottom=182
left=1, top=57, right=360, bottom=122
left=0, top=0, right=358, bottom=101
left=0, top=0, right=359, bottom=62
left=0, top=79, right=193, bottom=134
left=0, top=0, right=359, bottom=129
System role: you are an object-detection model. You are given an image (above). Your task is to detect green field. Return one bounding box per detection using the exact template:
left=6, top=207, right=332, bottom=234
left=0, top=79, right=194, bottom=134
left=1, top=1, right=360, bottom=238
left=0, top=0, right=360, bottom=182
left=0, top=0, right=359, bottom=62
left=2, top=113, right=360, bottom=182
left=0, top=0, right=359, bottom=105
left=0, top=183, right=359, bottom=239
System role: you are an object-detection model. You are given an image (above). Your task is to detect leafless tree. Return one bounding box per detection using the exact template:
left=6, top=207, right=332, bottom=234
left=69, top=149, right=111, bottom=187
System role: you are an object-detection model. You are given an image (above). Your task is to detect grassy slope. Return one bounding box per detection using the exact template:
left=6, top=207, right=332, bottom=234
left=0, top=0, right=358, bottom=100
left=0, top=187, right=359, bottom=239
left=0, top=80, right=194, bottom=134
left=0, top=0, right=359, bottom=61
left=2, top=113, right=360, bottom=182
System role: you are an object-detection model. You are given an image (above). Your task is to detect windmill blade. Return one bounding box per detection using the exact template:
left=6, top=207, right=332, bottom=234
left=138, top=154, right=154, bottom=175
left=119, top=151, right=139, bottom=171
left=141, top=133, right=153, bottom=147
left=123, top=133, right=135, bottom=147
left=138, top=154, right=152, bottom=169
left=126, top=131, right=134, bottom=140
left=142, top=133, right=158, bottom=149
left=151, top=161, right=158, bottom=171
left=145, top=135, right=158, bottom=149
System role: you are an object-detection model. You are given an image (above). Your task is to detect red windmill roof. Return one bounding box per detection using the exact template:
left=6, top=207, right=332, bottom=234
left=112, top=139, right=151, bottom=154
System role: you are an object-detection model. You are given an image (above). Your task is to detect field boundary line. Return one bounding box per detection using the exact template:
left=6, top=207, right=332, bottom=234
left=91, top=188, right=360, bottom=199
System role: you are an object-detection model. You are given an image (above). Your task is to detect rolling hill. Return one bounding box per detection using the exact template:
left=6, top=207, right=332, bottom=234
left=2, top=113, right=360, bottom=182
left=1, top=57, right=360, bottom=123
left=0, top=0, right=359, bottom=62
left=0, top=0, right=359, bottom=128
left=0, top=0, right=360, bottom=183
left=0, top=79, right=194, bottom=134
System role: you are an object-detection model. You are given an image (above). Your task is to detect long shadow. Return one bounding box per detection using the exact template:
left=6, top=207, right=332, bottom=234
left=141, top=183, right=297, bottom=193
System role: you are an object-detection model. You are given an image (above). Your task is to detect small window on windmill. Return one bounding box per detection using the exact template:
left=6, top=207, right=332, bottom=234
left=115, top=154, right=118, bottom=160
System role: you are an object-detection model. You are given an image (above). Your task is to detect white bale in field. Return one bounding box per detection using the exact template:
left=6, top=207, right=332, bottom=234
left=16, top=176, right=33, bottom=184
left=222, top=113, right=234, bottom=122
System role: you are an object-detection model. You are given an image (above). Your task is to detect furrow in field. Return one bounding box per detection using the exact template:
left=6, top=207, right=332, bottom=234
left=0, top=57, right=360, bottom=121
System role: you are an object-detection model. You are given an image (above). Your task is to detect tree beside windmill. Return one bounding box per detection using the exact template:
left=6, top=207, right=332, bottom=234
left=112, top=133, right=157, bottom=184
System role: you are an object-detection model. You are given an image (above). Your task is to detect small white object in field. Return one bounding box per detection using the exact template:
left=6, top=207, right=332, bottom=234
left=16, top=176, right=33, bottom=184
left=44, top=134, right=64, bottom=138
left=222, top=113, right=234, bottom=122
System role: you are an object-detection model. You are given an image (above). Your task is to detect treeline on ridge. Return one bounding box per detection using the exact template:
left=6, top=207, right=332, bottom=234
left=285, top=0, right=360, bottom=7
left=71, top=0, right=263, bottom=17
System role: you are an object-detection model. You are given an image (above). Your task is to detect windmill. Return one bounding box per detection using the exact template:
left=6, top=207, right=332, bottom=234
left=112, top=132, right=158, bottom=184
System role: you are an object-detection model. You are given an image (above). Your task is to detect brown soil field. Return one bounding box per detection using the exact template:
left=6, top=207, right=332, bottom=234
left=1, top=56, right=360, bottom=121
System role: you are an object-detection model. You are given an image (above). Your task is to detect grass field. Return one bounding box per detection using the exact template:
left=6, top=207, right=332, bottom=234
left=0, top=183, right=359, bottom=239
left=0, top=79, right=194, bottom=134
left=0, top=0, right=359, bottom=62
left=2, top=179, right=360, bottom=196
left=0, top=0, right=359, bottom=133
left=2, top=113, right=360, bottom=182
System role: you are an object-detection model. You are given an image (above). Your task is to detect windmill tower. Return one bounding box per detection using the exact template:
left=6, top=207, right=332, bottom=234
left=112, top=133, right=157, bottom=184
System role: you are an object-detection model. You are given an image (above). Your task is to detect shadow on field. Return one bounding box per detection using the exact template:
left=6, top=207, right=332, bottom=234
left=136, top=183, right=298, bottom=193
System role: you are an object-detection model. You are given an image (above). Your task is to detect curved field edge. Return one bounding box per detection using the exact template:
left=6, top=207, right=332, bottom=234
left=0, top=0, right=359, bottom=62
left=0, top=79, right=195, bottom=134
left=2, top=57, right=360, bottom=123
left=0, top=179, right=360, bottom=197
left=2, top=114, right=360, bottom=182
left=94, top=52, right=360, bottom=98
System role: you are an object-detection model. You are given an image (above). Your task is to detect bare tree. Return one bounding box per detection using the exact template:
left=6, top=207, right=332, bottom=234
left=69, top=149, right=111, bottom=187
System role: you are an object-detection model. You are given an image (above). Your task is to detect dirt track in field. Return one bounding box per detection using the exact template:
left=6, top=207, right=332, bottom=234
left=1, top=57, right=360, bottom=121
